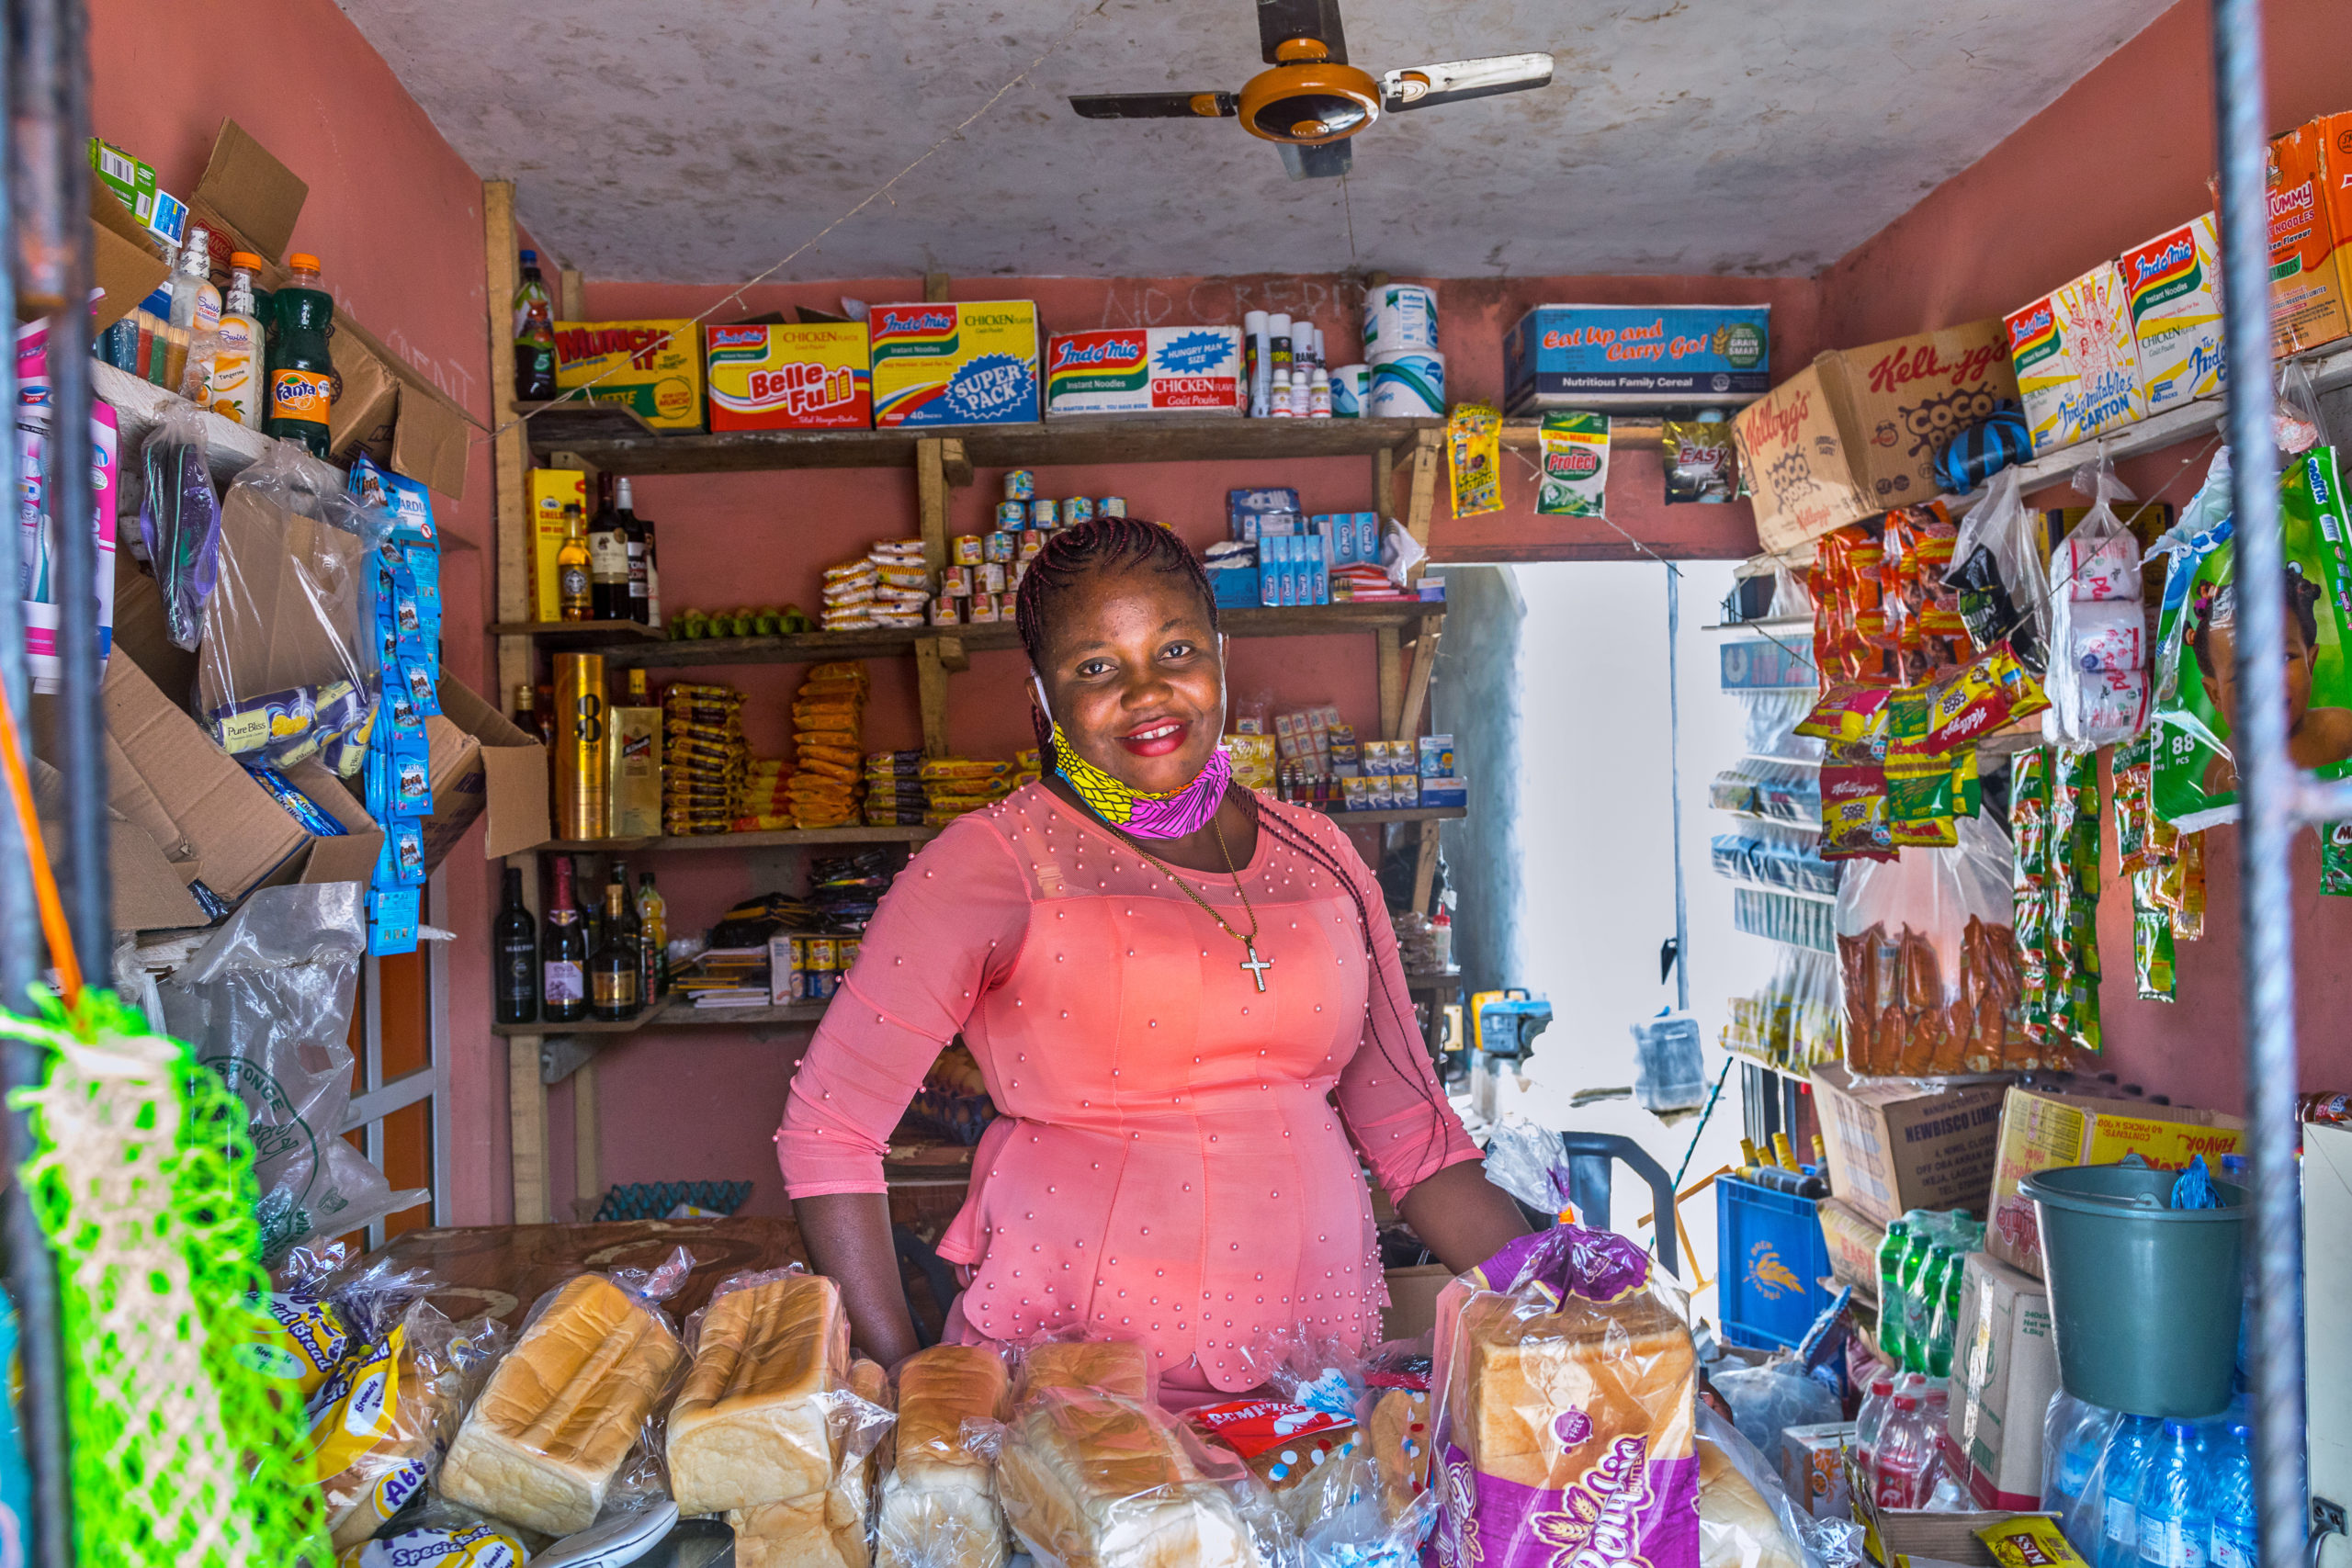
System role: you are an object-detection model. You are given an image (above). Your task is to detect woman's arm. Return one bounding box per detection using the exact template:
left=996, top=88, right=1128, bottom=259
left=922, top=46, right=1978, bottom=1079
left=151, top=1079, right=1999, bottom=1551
left=1397, top=1158, right=1532, bottom=1277
left=794, top=1192, right=922, bottom=1367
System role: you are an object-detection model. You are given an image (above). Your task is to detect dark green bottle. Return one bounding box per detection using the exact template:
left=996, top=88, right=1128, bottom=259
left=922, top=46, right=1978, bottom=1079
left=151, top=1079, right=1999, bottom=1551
left=265, top=252, right=334, bottom=457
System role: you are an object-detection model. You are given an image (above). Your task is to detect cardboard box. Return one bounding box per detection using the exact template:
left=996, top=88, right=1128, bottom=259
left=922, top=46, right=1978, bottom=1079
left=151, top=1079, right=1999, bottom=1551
left=2267, top=118, right=2351, bottom=356
left=28, top=753, right=202, bottom=931
left=554, top=320, right=704, bottom=430
left=338, top=313, right=473, bottom=501
left=706, top=321, right=870, bottom=430
left=1812, top=1065, right=2006, bottom=1231
left=1732, top=363, right=1873, bottom=554
left=1816, top=1195, right=1888, bottom=1298
left=1985, top=1086, right=2244, bottom=1277
left=605, top=701, right=662, bottom=839
left=88, top=180, right=168, bottom=333
left=871, top=300, right=1039, bottom=427
left=1044, top=327, right=1243, bottom=416
left=1813, top=320, right=2019, bottom=511
left=1945, top=1249, right=2059, bottom=1510
left=416, top=676, right=550, bottom=870
left=530, top=468, right=588, bottom=623
left=2120, top=213, right=2225, bottom=415
left=1778, top=1421, right=1855, bottom=1521
left=1381, top=1263, right=1453, bottom=1340
left=1502, top=303, right=1770, bottom=411
left=189, top=119, right=307, bottom=265
left=328, top=323, right=401, bottom=461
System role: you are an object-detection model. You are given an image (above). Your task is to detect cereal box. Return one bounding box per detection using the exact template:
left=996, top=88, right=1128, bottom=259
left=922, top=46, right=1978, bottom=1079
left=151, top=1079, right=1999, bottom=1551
left=1044, top=327, right=1242, bottom=416
left=2267, top=118, right=2352, bottom=355
left=552, top=320, right=704, bottom=430
left=1984, top=1085, right=2243, bottom=1278
left=2051, top=263, right=2145, bottom=443
left=528, top=468, right=585, bottom=623
left=705, top=321, right=870, bottom=431
left=870, top=300, right=1039, bottom=427
left=1812, top=320, right=2018, bottom=508
left=1502, top=303, right=1770, bottom=412
left=2120, top=213, right=2225, bottom=414
left=1732, top=364, right=1872, bottom=553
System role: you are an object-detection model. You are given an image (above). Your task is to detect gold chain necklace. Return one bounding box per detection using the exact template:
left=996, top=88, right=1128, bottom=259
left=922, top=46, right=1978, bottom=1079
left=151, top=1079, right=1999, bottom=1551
left=1115, top=818, right=1272, bottom=993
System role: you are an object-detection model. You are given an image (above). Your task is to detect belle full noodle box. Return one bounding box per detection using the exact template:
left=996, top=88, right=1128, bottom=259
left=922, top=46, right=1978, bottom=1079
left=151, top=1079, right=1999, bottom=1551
left=706, top=321, right=871, bottom=431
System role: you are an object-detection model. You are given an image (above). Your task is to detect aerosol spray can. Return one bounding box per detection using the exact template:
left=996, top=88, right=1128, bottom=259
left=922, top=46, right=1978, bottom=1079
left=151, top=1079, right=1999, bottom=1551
left=553, top=653, right=609, bottom=840
left=1245, top=310, right=1271, bottom=418
left=1270, top=314, right=1293, bottom=382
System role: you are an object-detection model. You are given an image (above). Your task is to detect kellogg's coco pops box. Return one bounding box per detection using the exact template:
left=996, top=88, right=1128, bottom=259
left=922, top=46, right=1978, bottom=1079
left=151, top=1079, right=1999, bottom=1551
left=2120, top=214, right=2225, bottom=414
left=870, top=300, right=1039, bottom=427
left=1044, top=327, right=1243, bottom=416
left=705, top=321, right=870, bottom=431
left=552, top=320, right=704, bottom=429
left=1810, top=320, right=2018, bottom=508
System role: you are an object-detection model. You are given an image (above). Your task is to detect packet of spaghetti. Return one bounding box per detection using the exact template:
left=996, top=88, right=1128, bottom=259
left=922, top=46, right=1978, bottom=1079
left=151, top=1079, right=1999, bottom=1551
left=1927, top=643, right=2050, bottom=749
left=1446, top=402, right=1503, bottom=516
left=1535, top=412, right=1610, bottom=516
left=1978, top=1514, right=2092, bottom=1568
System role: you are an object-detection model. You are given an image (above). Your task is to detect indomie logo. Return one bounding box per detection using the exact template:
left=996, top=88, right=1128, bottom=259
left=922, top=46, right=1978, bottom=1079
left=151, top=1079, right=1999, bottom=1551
left=2131, top=236, right=2196, bottom=288
left=1050, top=336, right=1143, bottom=369
left=876, top=307, right=957, bottom=337
left=2007, top=306, right=2053, bottom=349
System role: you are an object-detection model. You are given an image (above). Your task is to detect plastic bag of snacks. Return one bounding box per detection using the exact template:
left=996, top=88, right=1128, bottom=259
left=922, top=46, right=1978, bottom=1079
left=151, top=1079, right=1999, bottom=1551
left=2044, top=460, right=2149, bottom=749
left=1447, top=403, right=1503, bottom=517
left=334, top=1495, right=532, bottom=1567
left=1429, top=1225, right=1698, bottom=1568
left=1946, top=467, right=2052, bottom=672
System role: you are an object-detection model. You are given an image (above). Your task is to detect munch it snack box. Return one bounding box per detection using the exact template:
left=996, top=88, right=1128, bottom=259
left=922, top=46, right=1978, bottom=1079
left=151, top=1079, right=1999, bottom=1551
left=705, top=321, right=870, bottom=431
left=552, top=320, right=704, bottom=429
left=1044, top=327, right=1243, bottom=416
left=2120, top=214, right=2224, bottom=414
left=870, top=300, right=1039, bottom=427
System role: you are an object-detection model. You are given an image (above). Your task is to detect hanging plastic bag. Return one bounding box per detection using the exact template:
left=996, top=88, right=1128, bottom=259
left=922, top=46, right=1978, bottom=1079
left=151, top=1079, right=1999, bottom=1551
left=1633, top=1011, right=1708, bottom=1112
left=2043, top=459, right=2148, bottom=748
left=158, top=882, right=428, bottom=1262
left=197, top=439, right=384, bottom=775
left=1945, top=467, right=2052, bottom=672
left=136, top=401, right=222, bottom=651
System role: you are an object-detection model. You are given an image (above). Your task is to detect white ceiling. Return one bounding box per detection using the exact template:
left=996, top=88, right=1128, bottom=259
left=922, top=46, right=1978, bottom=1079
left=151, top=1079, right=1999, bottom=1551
left=335, top=0, right=2171, bottom=283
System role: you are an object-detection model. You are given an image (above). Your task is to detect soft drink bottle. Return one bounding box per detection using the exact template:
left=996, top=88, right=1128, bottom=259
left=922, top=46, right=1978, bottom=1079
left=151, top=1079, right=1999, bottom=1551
left=1878, top=1220, right=1912, bottom=1367
left=1921, top=1244, right=1958, bottom=1377
left=1877, top=1393, right=1939, bottom=1508
left=265, top=253, right=334, bottom=457
left=1895, top=1227, right=1936, bottom=1372
left=514, top=249, right=557, bottom=401
left=2098, top=1414, right=2162, bottom=1568
left=2136, top=1419, right=2209, bottom=1568
left=1856, top=1374, right=1896, bottom=1479
left=2207, top=1423, right=2256, bottom=1568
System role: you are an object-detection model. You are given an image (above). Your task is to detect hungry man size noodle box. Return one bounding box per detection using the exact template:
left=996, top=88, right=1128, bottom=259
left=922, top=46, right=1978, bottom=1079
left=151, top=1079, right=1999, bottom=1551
left=2120, top=213, right=2225, bottom=414
left=552, top=320, right=704, bottom=430
left=705, top=321, right=871, bottom=431
left=1044, top=326, right=1243, bottom=416
left=870, top=300, right=1039, bottom=427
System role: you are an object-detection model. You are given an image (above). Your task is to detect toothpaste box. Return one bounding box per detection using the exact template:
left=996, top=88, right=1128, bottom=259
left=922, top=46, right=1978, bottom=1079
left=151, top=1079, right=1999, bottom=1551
left=871, top=300, right=1040, bottom=427
left=1045, top=326, right=1243, bottom=416
left=1503, top=304, right=1770, bottom=412
left=2005, top=265, right=2143, bottom=457
left=553, top=320, right=705, bottom=429
left=2120, top=214, right=2225, bottom=414
left=705, top=321, right=870, bottom=431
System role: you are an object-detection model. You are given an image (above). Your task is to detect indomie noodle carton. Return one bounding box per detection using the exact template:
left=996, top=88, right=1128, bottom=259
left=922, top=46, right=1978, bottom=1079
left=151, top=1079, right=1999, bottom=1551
left=552, top=320, right=704, bottom=430
left=2007, top=265, right=2145, bottom=456
left=1044, top=326, right=1242, bottom=416
left=705, top=322, right=870, bottom=431
left=2120, top=214, right=2225, bottom=414
left=871, top=300, right=1039, bottom=427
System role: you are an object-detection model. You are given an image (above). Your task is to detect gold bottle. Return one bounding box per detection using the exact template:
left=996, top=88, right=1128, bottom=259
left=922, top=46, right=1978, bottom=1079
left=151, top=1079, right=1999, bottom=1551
left=553, top=653, right=607, bottom=840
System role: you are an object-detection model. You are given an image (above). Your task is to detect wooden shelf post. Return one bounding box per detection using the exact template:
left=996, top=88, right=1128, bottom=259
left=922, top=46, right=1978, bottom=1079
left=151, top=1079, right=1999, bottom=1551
left=915, top=438, right=954, bottom=758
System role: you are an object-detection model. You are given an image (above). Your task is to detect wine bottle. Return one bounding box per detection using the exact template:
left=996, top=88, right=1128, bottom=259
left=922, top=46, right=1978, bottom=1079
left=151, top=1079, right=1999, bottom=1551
left=618, top=478, right=649, bottom=626
left=494, top=864, right=537, bottom=1024
left=542, top=855, right=587, bottom=1024
left=590, top=883, right=640, bottom=1021
left=588, top=474, right=630, bottom=622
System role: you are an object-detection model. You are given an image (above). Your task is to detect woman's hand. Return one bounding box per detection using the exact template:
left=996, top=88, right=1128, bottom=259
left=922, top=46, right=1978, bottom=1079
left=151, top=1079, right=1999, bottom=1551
left=793, top=1191, right=922, bottom=1368
left=1397, top=1158, right=1533, bottom=1278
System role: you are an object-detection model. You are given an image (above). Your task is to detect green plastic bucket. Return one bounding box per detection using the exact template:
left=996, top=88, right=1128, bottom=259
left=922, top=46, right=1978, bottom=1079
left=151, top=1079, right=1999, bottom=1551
left=2019, top=1162, right=2246, bottom=1417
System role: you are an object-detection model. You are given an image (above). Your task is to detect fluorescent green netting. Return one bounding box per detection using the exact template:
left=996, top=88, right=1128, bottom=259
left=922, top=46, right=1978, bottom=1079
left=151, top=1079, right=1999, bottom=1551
left=4, top=989, right=331, bottom=1566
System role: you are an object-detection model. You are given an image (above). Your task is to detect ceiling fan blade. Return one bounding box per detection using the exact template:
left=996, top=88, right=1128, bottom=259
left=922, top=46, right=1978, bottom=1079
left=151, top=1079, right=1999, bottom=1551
left=1379, top=53, right=1555, bottom=111
left=1278, top=137, right=1353, bottom=181
left=1070, top=91, right=1238, bottom=119
left=1257, top=0, right=1347, bottom=64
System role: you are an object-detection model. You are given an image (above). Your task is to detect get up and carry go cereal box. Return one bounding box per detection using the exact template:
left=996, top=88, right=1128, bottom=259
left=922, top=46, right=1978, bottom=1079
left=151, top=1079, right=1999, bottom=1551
left=870, top=300, right=1039, bottom=427
left=705, top=321, right=871, bottom=431
left=2120, top=214, right=2225, bottom=414
left=552, top=320, right=704, bottom=430
left=1044, top=327, right=1243, bottom=416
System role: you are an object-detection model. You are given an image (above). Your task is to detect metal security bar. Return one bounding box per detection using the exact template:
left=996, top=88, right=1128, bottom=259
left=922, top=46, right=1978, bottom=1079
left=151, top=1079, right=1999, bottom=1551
left=2210, top=4, right=2315, bottom=1567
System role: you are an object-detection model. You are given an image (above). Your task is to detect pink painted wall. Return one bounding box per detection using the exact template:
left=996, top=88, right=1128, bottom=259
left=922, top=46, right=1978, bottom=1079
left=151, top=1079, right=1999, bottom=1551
left=88, top=0, right=514, bottom=1219
left=1817, top=0, right=2352, bottom=1116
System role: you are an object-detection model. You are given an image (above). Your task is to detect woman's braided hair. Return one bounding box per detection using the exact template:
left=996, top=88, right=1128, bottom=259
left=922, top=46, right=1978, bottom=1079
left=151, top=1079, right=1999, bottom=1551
left=1014, top=515, right=1448, bottom=1126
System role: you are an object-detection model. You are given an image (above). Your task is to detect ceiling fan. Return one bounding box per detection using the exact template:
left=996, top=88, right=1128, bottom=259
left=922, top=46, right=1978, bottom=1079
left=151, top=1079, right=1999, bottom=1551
left=1069, top=0, right=1554, bottom=181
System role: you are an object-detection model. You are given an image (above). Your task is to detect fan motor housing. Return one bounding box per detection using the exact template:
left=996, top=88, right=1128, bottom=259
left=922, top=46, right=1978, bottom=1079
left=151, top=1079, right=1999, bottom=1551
left=1237, top=58, right=1381, bottom=144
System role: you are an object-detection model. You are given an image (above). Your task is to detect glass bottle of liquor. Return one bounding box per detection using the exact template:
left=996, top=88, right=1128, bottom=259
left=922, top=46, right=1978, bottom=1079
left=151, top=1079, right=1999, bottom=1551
left=589, top=884, right=640, bottom=1021
left=618, top=478, right=649, bottom=625
left=513, top=249, right=557, bottom=401
left=557, top=502, right=593, bottom=622
left=510, top=682, right=544, bottom=746
left=541, top=855, right=587, bottom=1024
left=637, top=871, right=668, bottom=1001
left=588, top=474, right=630, bottom=621
left=494, top=864, right=537, bottom=1025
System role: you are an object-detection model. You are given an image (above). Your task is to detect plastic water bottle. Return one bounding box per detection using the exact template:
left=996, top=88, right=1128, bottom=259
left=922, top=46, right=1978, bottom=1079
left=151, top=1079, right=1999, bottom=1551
left=2208, top=1423, right=2257, bottom=1568
left=2137, top=1419, right=2209, bottom=1568
left=2046, top=1393, right=2118, bottom=1518
left=1876, top=1393, right=1936, bottom=1508
left=1857, top=1374, right=1896, bottom=1480
left=2099, top=1415, right=2161, bottom=1568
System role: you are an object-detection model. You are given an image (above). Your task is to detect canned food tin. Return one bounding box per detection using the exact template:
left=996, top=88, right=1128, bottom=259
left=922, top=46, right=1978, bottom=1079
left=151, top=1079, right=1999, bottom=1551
left=1018, top=533, right=1044, bottom=561
left=980, top=562, right=1008, bottom=593
left=1100, top=495, right=1127, bottom=517
left=948, top=565, right=974, bottom=596
left=995, top=500, right=1028, bottom=530
left=952, top=534, right=984, bottom=566
left=805, top=937, right=838, bottom=971
left=839, top=938, right=861, bottom=969
left=1064, top=495, right=1095, bottom=525
left=790, top=937, right=809, bottom=968
left=1004, top=468, right=1036, bottom=501
left=984, top=531, right=1016, bottom=564
left=805, top=970, right=835, bottom=1001
left=1030, top=497, right=1058, bottom=529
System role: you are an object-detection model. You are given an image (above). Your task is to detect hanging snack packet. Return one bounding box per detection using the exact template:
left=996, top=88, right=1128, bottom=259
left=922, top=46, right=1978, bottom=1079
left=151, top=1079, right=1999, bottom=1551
left=1795, top=683, right=1891, bottom=746
left=1446, top=402, right=1503, bottom=517
left=1534, top=411, right=1610, bottom=516
left=2132, top=873, right=2177, bottom=1002
left=2112, top=732, right=2154, bottom=874
left=2049, top=749, right=2103, bottom=1055
left=1884, top=687, right=1959, bottom=848
left=1662, top=416, right=1737, bottom=502
left=1926, top=643, right=2050, bottom=750
left=1821, top=763, right=1894, bottom=861
left=2012, top=750, right=2053, bottom=1047
left=2324, top=822, right=2352, bottom=896
left=2151, top=445, right=2352, bottom=829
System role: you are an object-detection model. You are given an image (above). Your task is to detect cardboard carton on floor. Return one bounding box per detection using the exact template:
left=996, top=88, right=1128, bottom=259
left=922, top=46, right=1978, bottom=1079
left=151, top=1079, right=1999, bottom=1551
left=1812, top=1064, right=2007, bottom=1231
left=1944, top=1249, right=2059, bottom=1511
left=1381, top=1263, right=1453, bottom=1340
left=415, top=676, right=549, bottom=871
left=28, top=754, right=202, bottom=931
left=1778, top=1421, right=1854, bottom=1521
left=1984, top=1086, right=2243, bottom=1278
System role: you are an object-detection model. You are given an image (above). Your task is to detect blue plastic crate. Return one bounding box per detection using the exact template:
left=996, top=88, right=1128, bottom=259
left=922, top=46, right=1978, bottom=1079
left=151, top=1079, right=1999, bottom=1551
left=1716, top=1175, right=1834, bottom=1350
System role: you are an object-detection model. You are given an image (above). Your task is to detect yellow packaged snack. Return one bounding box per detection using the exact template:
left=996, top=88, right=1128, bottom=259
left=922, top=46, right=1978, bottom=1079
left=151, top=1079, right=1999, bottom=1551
left=1446, top=402, right=1503, bottom=516
left=241, top=1291, right=350, bottom=1402
left=1976, top=1515, right=2092, bottom=1568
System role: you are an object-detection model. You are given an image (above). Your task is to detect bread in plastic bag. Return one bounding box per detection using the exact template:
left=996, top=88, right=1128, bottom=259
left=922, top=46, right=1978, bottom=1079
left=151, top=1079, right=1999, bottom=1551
left=197, top=438, right=384, bottom=774
left=1696, top=1402, right=1863, bottom=1568
left=668, top=1266, right=852, bottom=1516
left=437, top=1248, right=695, bottom=1537
left=875, top=1342, right=1013, bottom=1568
left=135, top=400, right=222, bottom=651
left=1428, top=1224, right=1699, bottom=1568
left=1013, top=1333, right=1155, bottom=1407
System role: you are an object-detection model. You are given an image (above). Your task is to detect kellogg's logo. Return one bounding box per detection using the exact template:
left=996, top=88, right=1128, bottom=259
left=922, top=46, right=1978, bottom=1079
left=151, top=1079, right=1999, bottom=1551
left=1747, top=389, right=1814, bottom=453
left=1867, top=337, right=2004, bottom=395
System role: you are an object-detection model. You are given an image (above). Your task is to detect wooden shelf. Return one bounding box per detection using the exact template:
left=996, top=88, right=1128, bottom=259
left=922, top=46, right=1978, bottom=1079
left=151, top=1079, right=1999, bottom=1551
left=1314, top=805, right=1466, bottom=826
left=542, top=824, right=940, bottom=854
left=526, top=412, right=1439, bottom=476
left=488, top=619, right=671, bottom=651
left=492, top=995, right=830, bottom=1037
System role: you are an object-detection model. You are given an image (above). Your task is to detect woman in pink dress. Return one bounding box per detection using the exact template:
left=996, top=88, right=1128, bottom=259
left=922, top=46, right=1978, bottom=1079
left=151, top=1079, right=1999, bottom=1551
left=777, top=516, right=1528, bottom=1403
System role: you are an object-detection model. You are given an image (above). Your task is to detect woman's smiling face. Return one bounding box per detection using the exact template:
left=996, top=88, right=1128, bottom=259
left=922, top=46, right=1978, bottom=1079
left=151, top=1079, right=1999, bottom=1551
left=1034, top=563, right=1225, bottom=796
